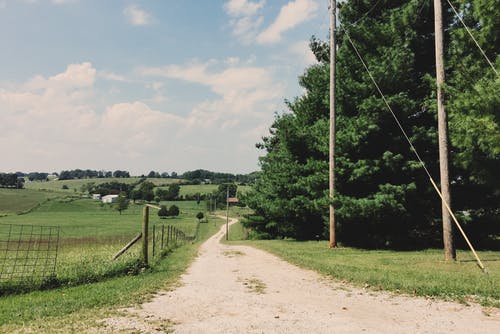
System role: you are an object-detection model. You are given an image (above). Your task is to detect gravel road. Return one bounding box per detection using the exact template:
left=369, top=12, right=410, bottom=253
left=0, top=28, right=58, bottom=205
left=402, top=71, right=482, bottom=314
left=102, top=218, right=499, bottom=333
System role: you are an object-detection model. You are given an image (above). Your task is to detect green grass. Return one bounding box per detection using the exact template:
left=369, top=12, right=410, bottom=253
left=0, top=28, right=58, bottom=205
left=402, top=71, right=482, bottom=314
left=0, top=199, right=210, bottom=294
left=226, top=222, right=500, bottom=307
left=0, top=218, right=225, bottom=332
left=176, top=184, right=252, bottom=197
left=24, top=177, right=183, bottom=193
left=0, top=188, right=61, bottom=215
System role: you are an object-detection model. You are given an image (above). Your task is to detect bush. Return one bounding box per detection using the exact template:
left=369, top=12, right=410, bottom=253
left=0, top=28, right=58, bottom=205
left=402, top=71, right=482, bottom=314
left=167, top=205, right=180, bottom=217
left=158, top=205, right=168, bottom=218
left=196, top=212, right=204, bottom=221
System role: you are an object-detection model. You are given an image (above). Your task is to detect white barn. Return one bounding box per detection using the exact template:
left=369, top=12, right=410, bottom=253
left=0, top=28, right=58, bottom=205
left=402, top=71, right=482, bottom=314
left=102, top=195, right=119, bottom=203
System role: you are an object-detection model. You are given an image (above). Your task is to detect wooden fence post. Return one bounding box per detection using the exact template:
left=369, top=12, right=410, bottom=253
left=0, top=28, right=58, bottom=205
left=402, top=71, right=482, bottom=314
left=152, top=224, right=156, bottom=257
left=161, top=224, right=165, bottom=250
left=142, top=206, right=149, bottom=265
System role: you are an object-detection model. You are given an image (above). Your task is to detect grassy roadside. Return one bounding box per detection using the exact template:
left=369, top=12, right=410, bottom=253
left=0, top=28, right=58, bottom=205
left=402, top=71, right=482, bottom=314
left=0, top=217, right=225, bottom=333
left=225, top=221, right=499, bottom=307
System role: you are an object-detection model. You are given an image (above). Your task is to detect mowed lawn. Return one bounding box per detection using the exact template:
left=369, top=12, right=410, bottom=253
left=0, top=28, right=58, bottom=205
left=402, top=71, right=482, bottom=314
left=226, top=223, right=500, bottom=307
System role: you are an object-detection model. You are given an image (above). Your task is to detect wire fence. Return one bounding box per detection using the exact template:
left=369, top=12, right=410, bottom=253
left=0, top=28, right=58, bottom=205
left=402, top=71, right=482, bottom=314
left=151, top=222, right=199, bottom=258
left=0, top=224, right=60, bottom=284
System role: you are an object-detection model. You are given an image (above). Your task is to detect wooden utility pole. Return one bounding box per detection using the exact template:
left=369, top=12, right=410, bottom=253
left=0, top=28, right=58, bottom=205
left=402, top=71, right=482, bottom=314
left=433, top=0, right=455, bottom=261
left=329, top=0, right=337, bottom=248
left=226, top=187, right=229, bottom=241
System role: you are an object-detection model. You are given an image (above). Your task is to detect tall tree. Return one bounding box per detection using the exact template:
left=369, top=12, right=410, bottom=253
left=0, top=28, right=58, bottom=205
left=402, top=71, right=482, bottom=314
left=445, top=0, right=500, bottom=247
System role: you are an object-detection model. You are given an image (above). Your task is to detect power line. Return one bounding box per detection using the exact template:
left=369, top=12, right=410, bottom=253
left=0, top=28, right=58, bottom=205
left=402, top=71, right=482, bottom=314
left=339, top=23, right=486, bottom=272
left=445, top=0, right=499, bottom=76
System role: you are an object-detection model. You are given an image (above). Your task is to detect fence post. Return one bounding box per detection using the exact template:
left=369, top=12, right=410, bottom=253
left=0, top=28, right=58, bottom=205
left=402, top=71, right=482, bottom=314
left=152, top=224, right=156, bottom=258
left=161, top=224, right=165, bottom=250
left=167, top=225, right=170, bottom=246
left=142, top=206, right=149, bottom=266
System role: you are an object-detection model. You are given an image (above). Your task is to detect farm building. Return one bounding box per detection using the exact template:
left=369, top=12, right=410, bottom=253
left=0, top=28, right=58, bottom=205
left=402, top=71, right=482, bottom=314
left=92, top=194, right=101, bottom=200
left=102, top=195, right=118, bottom=203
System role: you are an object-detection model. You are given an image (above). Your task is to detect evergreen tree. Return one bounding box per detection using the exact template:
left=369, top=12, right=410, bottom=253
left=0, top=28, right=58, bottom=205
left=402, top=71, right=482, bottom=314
left=446, top=0, right=500, bottom=247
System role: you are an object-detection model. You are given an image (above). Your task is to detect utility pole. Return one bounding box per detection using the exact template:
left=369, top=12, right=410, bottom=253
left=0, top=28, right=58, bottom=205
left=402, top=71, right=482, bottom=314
left=226, top=187, right=229, bottom=241
left=329, top=0, right=337, bottom=248
left=433, top=0, right=455, bottom=261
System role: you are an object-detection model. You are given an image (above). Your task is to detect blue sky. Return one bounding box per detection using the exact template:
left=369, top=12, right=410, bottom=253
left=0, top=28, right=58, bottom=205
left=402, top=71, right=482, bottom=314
left=0, top=0, right=329, bottom=175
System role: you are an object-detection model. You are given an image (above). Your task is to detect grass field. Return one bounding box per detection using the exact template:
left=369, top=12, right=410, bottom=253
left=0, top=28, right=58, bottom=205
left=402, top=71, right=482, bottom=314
left=24, top=177, right=183, bottom=193
left=0, top=217, right=225, bottom=332
left=0, top=198, right=210, bottom=295
left=178, top=184, right=252, bottom=197
left=226, top=221, right=500, bottom=307
left=0, top=188, right=61, bottom=215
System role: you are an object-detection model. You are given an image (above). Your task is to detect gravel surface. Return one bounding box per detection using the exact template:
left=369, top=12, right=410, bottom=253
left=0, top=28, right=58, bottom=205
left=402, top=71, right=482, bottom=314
left=102, top=219, right=499, bottom=333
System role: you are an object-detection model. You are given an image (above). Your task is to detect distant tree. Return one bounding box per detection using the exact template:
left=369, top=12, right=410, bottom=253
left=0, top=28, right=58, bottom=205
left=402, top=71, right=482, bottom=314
left=158, top=205, right=168, bottom=218
left=167, top=183, right=180, bottom=200
left=154, top=196, right=161, bottom=204
left=113, top=170, right=130, bottom=178
left=156, top=184, right=180, bottom=201
left=130, top=189, right=141, bottom=203
left=168, top=205, right=180, bottom=217
left=115, top=192, right=129, bottom=215
left=147, top=171, right=156, bottom=178
left=161, top=172, right=169, bottom=178
left=214, top=183, right=237, bottom=206
left=196, top=212, right=204, bottom=222
left=171, top=172, right=178, bottom=178
left=138, top=181, right=155, bottom=201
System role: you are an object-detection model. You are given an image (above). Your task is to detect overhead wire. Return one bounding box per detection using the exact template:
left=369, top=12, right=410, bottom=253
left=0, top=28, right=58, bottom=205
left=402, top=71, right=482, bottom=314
left=445, top=0, right=499, bottom=76
left=338, top=22, right=486, bottom=272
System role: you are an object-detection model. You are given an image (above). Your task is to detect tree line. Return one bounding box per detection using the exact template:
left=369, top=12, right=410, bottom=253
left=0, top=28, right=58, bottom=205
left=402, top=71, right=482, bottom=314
left=59, top=169, right=130, bottom=180
left=243, top=0, right=498, bottom=249
left=0, top=173, right=24, bottom=188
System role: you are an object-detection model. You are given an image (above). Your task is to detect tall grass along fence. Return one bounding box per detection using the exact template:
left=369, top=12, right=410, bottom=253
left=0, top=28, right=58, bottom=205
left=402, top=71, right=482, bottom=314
left=0, top=211, right=198, bottom=295
left=151, top=223, right=194, bottom=258
left=0, top=224, right=59, bottom=288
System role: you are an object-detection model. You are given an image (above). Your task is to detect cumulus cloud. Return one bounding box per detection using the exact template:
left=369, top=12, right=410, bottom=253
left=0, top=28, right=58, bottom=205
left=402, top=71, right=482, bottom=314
left=224, top=0, right=265, bottom=44
left=123, top=4, right=153, bottom=26
left=224, top=0, right=265, bottom=16
left=0, top=61, right=278, bottom=173
left=256, top=0, right=318, bottom=44
left=98, top=70, right=131, bottom=82
left=139, top=60, right=282, bottom=128
left=0, top=62, right=183, bottom=172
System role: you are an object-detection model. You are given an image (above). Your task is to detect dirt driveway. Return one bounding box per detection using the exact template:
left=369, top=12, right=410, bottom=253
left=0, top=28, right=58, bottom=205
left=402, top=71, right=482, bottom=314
left=103, top=219, right=498, bottom=333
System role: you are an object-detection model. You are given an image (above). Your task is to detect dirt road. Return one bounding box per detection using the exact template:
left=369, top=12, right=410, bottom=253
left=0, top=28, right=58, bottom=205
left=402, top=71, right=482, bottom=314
left=103, top=219, right=498, bottom=333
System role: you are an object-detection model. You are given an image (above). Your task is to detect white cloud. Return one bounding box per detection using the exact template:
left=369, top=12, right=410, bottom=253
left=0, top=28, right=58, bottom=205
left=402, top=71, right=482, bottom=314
left=224, top=57, right=240, bottom=66
left=289, top=40, right=317, bottom=66
left=123, top=4, right=153, bottom=26
left=224, top=0, right=265, bottom=17
left=0, top=61, right=275, bottom=173
left=0, top=63, right=184, bottom=172
left=139, top=60, right=283, bottom=131
left=224, top=0, right=265, bottom=44
left=98, top=70, right=131, bottom=83
left=257, top=0, right=318, bottom=44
